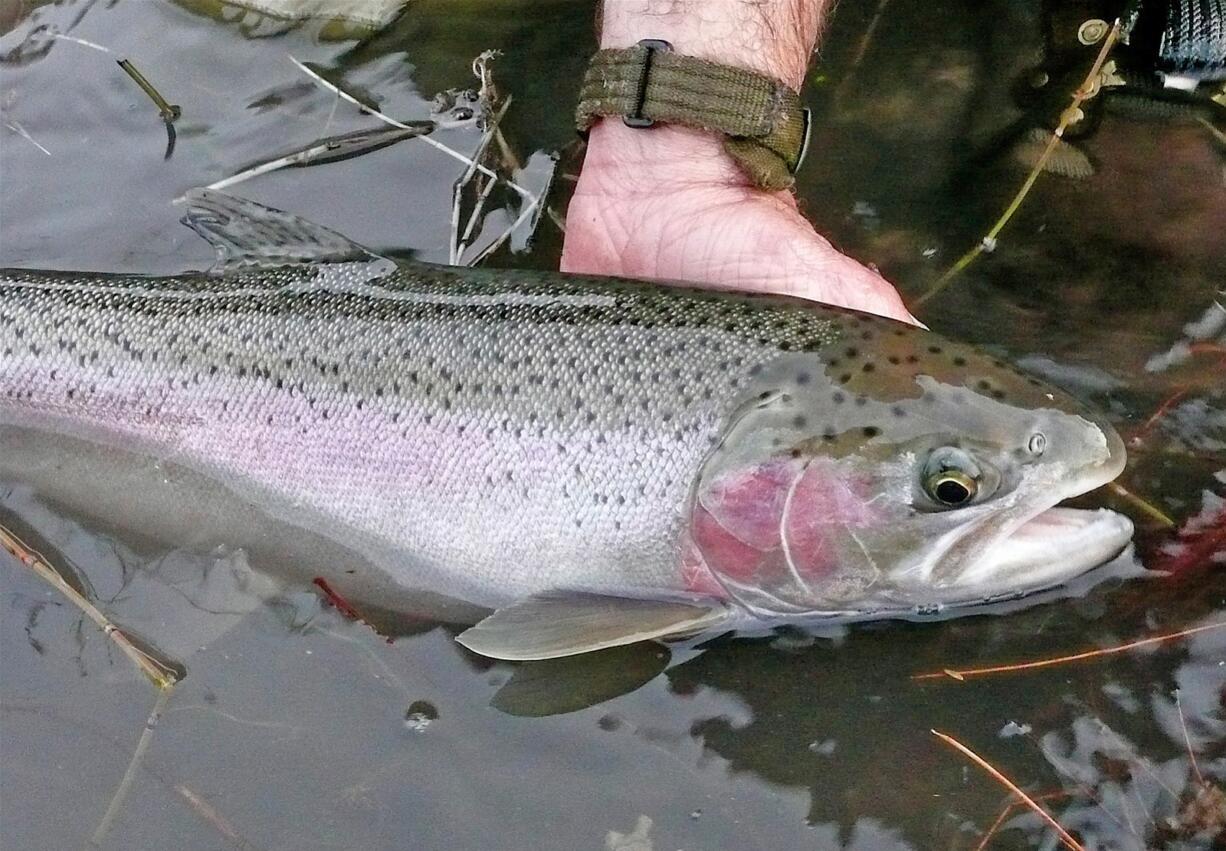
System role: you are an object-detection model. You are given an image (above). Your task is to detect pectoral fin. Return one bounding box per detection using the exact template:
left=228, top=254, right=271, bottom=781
left=455, top=592, right=730, bottom=661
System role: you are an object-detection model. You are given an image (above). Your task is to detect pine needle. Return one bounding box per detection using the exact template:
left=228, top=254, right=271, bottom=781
left=913, top=621, right=1226, bottom=681
left=931, top=730, right=1085, bottom=851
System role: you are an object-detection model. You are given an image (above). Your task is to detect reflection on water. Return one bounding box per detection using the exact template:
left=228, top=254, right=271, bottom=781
left=1, top=0, right=1223, bottom=848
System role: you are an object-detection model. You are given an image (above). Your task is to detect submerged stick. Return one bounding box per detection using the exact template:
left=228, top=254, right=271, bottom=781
left=202, top=124, right=432, bottom=195
left=0, top=523, right=182, bottom=688
left=913, top=620, right=1226, bottom=681
left=931, top=730, right=1085, bottom=851
left=288, top=56, right=535, bottom=203
left=90, top=686, right=175, bottom=848
left=453, top=97, right=513, bottom=265
left=914, top=20, right=1122, bottom=307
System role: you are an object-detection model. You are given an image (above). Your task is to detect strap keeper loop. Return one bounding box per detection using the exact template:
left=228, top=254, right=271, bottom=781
left=623, top=39, right=673, bottom=128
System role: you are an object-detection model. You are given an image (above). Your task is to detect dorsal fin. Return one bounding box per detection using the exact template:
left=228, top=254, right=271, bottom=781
left=180, top=189, right=384, bottom=271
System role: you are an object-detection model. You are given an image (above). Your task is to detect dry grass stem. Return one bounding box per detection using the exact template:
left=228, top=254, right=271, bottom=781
left=913, top=621, right=1226, bottom=681
left=90, top=686, right=175, bottom=848
left=0, top=523, right=181, bottom=688
left=931, top=730, right=1085, bottom=851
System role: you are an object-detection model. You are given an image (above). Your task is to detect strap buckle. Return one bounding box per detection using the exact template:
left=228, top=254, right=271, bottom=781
left=623, top=38, right=673, bottom=128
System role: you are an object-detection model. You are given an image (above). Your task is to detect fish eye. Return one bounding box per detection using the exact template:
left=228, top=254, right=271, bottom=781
left=922, top=447, right=982, bottom=509
left=926, top=471, right=977, bottom=506
left=1028, top=433, right=1046, bottom=455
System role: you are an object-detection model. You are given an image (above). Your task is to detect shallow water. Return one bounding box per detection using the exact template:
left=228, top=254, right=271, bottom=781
left=2, top=1, right=1223, bottom=849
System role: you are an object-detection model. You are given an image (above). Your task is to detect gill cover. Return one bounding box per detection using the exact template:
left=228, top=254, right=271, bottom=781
left=690, top=348, right=1128, bottom=617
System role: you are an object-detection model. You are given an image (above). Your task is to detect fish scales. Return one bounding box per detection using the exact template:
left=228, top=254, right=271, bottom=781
left=0, top=262, right=846, bottom=605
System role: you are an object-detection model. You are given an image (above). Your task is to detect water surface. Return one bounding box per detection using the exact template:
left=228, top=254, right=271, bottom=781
left=2, top=1, right=1223, bottom=848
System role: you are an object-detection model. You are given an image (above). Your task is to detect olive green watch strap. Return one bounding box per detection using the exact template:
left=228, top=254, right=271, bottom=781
left=576, top=40, right=811, bottom=191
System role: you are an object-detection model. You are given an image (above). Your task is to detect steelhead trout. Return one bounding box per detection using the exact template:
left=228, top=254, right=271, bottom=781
left=0, top=192, right=1133, bottom=659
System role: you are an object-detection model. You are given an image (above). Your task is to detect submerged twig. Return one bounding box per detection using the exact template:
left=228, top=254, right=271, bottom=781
left=931, top=730, right=1085, bottom=851
left=201, top=124, right=432, bottom=195
left=0, top=523, right=181, bottom=688
left=90, top=686, right=175, bottom=848
left=451, top=96, right=513, bottom=265
left=288, top=56, right=535, bottom=202
left=914, top=19, right=1123, bottom=307
left=913, top=620, right=1226, bottom=681
left=465, top=187, right=546, bottom=267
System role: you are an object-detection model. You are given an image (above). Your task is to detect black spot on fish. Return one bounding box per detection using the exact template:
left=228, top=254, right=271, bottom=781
left=840, top=373, right=852, bottom=384
left=796, top=372, right=811, bottom=385
left=892, top=405, right=906, bottom=417
left=832, top=391, right=846, bottom=404
left=888, top=356, right=901, bottom=365
left=863, top=427, right=880, bottom=438
left=953, top=357, right=967, bottom=367
left=928, top=346, right=942, bottom=354
left=862, top=363, right=875, bottom=373
left=845, top=347, right=859, bottom=358
left=792, top=415, right=807, bottom=428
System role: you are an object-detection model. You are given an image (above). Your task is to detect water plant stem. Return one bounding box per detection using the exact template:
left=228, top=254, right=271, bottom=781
left=914, top=19, right=1122, bottom=308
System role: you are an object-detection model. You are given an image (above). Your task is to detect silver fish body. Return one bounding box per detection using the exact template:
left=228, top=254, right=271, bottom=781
left=0, top=255, right=1133, bottom=653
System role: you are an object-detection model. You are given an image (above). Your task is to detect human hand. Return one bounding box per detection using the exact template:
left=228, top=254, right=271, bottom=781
left=562, top=122, right=918, bottom=324
left=561, top=0, right=918, bottom=326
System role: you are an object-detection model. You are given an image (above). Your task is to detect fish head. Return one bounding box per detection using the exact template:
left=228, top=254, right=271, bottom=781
left=688, top=315, right=1132, bottom=618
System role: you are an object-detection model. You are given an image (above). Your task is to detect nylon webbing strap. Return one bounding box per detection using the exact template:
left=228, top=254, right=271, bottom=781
left=576, top=40, right=811, bottom=191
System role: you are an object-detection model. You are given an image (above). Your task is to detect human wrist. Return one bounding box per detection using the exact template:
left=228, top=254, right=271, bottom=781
left=597, top=0, right=825, bottom=91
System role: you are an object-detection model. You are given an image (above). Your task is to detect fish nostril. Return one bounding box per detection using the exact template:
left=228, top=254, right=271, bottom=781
left=1028, top=433, right=1046, bottom=456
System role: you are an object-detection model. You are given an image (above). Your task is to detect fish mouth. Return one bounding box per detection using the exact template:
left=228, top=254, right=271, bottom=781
left=931, top=411, right=1133, bottom=601
left=949, top=506, right=1134, bottom=596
